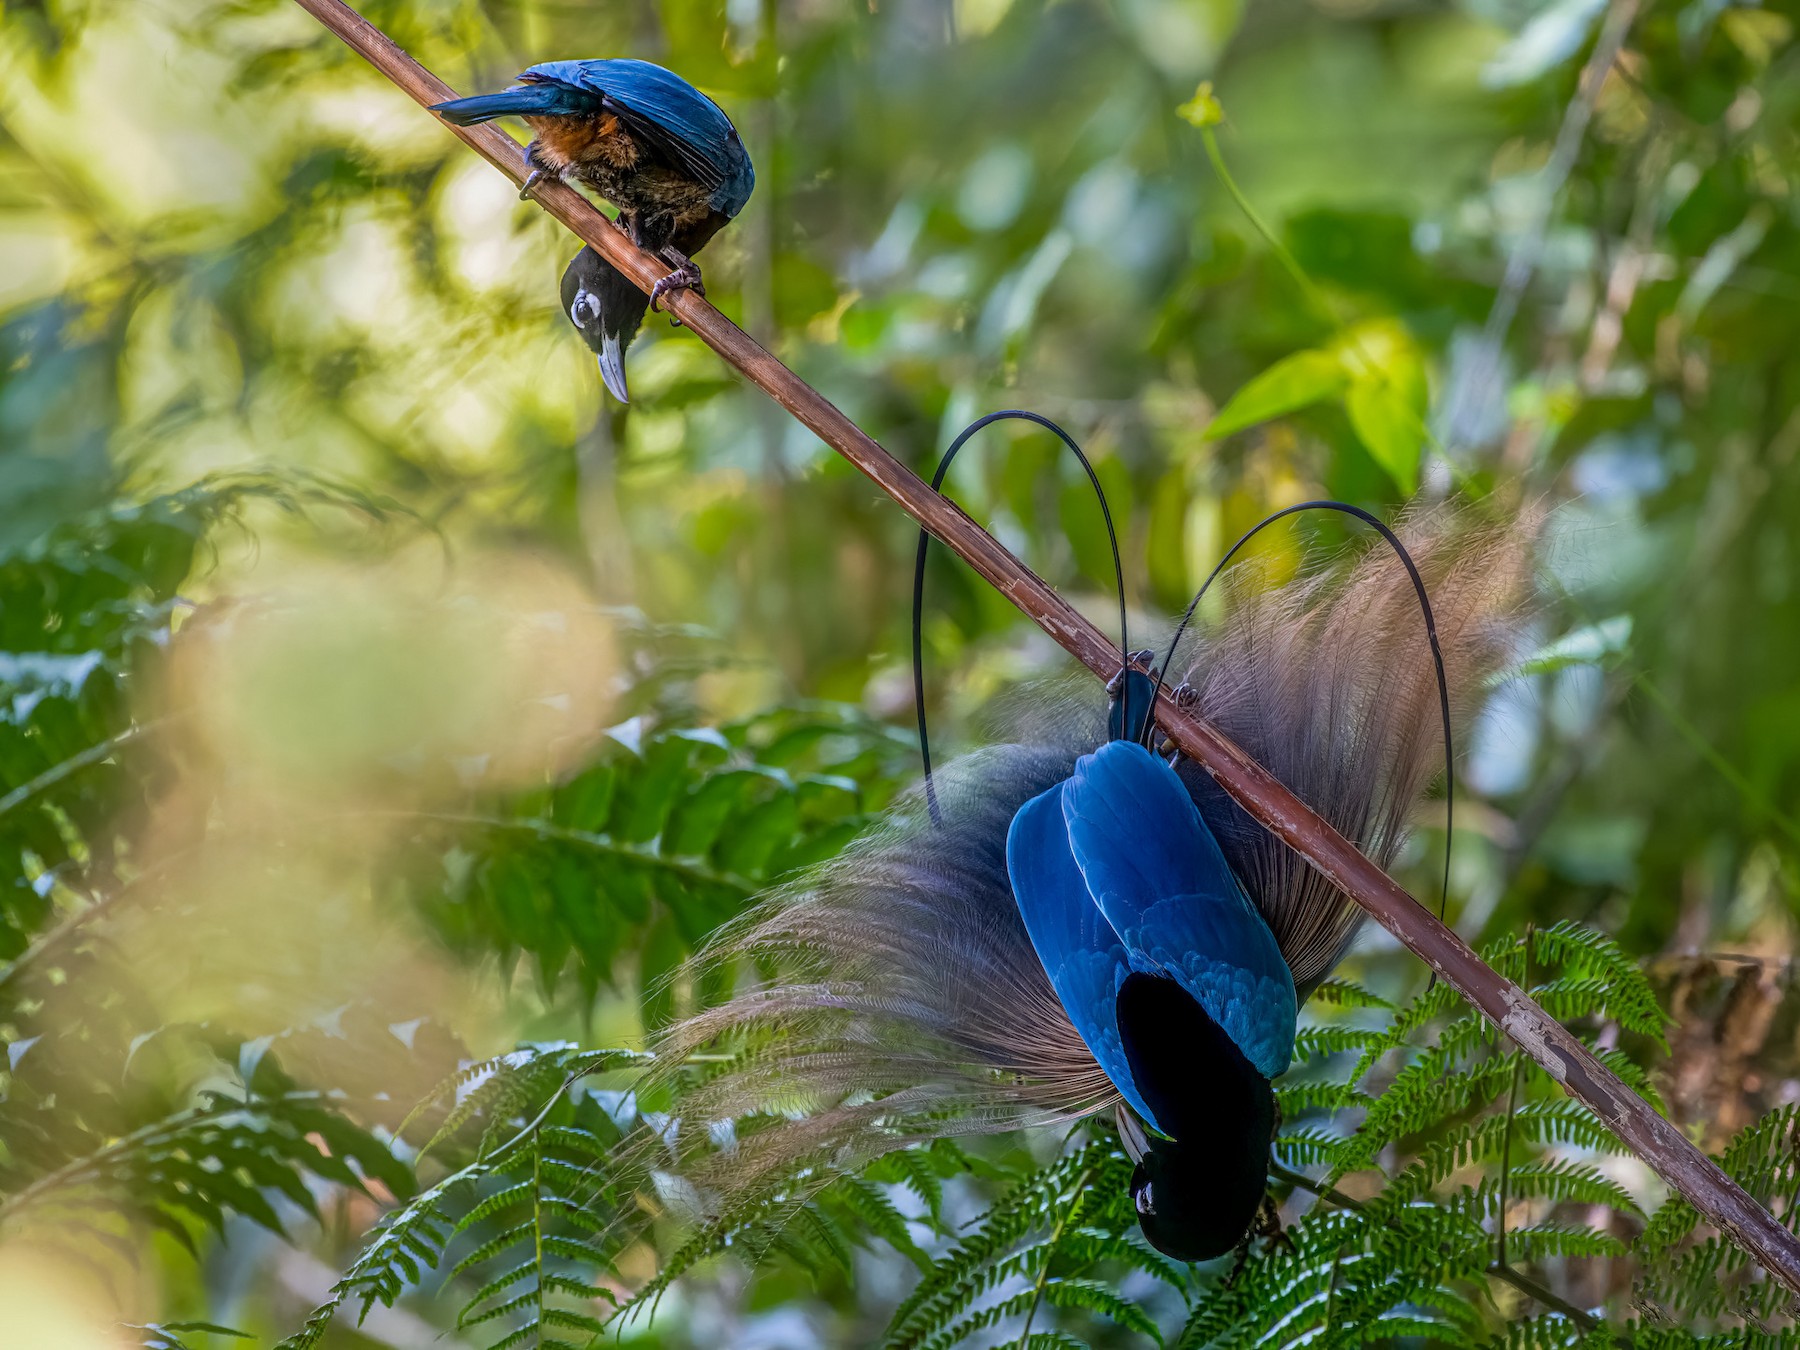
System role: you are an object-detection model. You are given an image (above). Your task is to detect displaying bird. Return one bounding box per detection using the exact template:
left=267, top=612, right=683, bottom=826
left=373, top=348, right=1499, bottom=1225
left=433, top=60, right=755, bottom=402
left=647, top=422, right=1532, bottom=1262
left=1010, top=733, right=1296, bottom=1259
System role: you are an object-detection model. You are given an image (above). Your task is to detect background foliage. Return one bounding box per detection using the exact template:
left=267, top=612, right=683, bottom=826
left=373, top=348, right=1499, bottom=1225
left=3, top=0, right=1800, bottom=1343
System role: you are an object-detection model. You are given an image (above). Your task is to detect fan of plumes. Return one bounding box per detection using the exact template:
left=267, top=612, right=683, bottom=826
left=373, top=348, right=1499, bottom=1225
left=643, top=742, right=1115, bottom=1213
left=1171, top=503, right=1537, bottom=996
left=637, top=501, right=1536, bottom=1222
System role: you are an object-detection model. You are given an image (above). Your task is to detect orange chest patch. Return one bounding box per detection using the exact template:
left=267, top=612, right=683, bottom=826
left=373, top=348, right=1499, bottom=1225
left=523, top=114, right=638, bottom=174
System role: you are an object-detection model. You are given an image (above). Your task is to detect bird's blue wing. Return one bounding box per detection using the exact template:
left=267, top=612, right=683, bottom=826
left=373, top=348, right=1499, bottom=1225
left=526, top=59, right=755, bottom=216
left=1062, top=742, right=1297, bottom=1079
left=1006, top=781, right=1168, bottom=1134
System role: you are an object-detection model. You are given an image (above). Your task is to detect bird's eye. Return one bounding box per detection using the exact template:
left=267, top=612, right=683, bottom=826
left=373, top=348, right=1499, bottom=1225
left=1134, top=1181, right=1154, bottom=1217
left=570, top=291, right=599, bottom=329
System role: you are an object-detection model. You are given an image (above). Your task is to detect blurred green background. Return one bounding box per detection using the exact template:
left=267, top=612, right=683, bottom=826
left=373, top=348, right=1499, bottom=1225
left=3, top=0, right=1800, bottom=1343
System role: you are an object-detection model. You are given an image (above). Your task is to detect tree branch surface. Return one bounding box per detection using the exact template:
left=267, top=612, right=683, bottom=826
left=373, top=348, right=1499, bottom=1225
left=290, top=0, right=1800, bottom=1294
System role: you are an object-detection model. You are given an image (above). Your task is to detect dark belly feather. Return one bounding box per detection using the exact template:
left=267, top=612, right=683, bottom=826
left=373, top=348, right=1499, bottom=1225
left=522, top=115, right=716, bottom=251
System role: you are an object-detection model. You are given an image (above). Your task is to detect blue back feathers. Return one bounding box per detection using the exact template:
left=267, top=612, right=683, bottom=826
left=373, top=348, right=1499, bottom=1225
left=1007, top=785, right=1158, bottom=1128
left=522, top=59, right=755, bottom=216
left=1065, top=743, right=1296, bottom=1080
left=1007, top=741, right=1297, bottom=1134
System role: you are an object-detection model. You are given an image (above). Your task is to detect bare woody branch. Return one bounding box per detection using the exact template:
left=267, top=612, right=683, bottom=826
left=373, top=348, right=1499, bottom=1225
left=291, top=0, right=1800, bottom=1295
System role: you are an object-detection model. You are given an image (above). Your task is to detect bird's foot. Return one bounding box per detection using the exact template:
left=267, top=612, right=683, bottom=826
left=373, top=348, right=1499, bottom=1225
left=1104, top=651, right=1156, bottom=695
left=649, top=253, right=706, bottom=326
left=519, top=168, right=546, bottom=200
left=1224, top=1193, right=1290, bottom=1286
left=1223, top=1235, right=1254, bottom=1288
left=1159, top=682, right=1200, bottom=762
left=1251, top=1193, right=1293, bottom=1254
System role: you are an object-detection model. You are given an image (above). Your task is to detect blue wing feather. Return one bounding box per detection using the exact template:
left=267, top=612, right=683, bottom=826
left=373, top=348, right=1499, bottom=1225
left=524, top=59, right=755, bottom=216
left=1063, top=742, right=1297, bottom=1079
left=1006, top=782, right=1168, bottom=1133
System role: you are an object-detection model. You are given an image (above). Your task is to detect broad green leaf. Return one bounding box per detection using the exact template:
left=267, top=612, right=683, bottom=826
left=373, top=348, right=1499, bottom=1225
left=1345, top=376, right=1423, bottom=493
left=1338, top=322, right=1429, bottom=493
left=1204, top=349, right=1346, bottom=439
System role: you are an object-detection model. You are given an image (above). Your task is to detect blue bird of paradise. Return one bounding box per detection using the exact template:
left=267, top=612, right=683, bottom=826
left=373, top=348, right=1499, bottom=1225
left=433, top=59, right=754, bottom=403
left=1009, top=729, right=1296, bottom=1259
left=653, top=416, right=1527, bottom=1265
left=906, top=412, right=1463, bottom=1259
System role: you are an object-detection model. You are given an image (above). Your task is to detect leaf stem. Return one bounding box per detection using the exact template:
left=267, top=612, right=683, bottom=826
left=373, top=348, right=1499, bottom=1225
left=532, top=1123, right=546, bottom=1344
left=377, top=811, right=760, bottom=896
left=1198, top=128, right=1335, bottom=328
left=1496, top=924, right=1534, bottom=1272
left=1633, top=673, right=1800, bottom=850
left=1015, top=1164, right=1094, bottom=1349
left=0, top=718, right=174, bottom=822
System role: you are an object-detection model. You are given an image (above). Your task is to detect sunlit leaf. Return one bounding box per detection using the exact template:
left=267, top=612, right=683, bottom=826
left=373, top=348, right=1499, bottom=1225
left=1338, top=322, right=1428, bottom=493
left=1204, top=349, right=1346, bottom=440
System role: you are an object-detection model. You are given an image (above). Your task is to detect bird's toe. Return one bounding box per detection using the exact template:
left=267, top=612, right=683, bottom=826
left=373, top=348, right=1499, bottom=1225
left=648, top=260, right=706, bottom=325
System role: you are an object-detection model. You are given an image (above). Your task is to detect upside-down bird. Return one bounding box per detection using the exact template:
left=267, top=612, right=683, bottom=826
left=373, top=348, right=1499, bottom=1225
left=433, top=59, right=755, bottom=402
left=648, top=482, right=1533, bottom=1262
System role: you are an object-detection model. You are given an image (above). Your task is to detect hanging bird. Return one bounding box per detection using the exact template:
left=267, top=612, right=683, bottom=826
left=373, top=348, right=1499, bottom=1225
left=1009, top=733, right=1297, bottom=1260
left=649, top=428, right=1532, bottom=1261
left=432, top=60, right=755, bottom=402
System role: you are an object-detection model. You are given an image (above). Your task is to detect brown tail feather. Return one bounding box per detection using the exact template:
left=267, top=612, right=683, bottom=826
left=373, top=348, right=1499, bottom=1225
left=1172, top=502, right=1537, bottom=995
left=640, top=743, right=1118, bottom=1205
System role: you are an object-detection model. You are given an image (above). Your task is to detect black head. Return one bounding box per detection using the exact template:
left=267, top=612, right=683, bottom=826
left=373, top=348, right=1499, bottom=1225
left=559, top=246, right=605, bottom=339
left=1128, top=1132, right=1271, bottom=1262
left=1115, top=971, right=1277, bottom=1262
left=559, top=246, right=648, bottom=404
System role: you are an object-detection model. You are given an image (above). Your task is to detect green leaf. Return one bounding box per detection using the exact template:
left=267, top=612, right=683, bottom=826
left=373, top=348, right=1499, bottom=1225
left=1326, top=318, right=1430, bottom=492
left=1204, top=349, right=1346, bottom=439
left=1345, top=377, right=1422, bottom=492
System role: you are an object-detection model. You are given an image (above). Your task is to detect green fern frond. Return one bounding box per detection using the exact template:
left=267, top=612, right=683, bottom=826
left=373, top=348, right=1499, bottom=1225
left=275, top=1177, right=463, bottom=1350
left=1526, top=922, right=1671, bottom=1045
left=1060, top=1224, right=1191, bottom=1288
left=1485, top=1312, right=1590, bottom=1350
left=883, top=1139, right=1161, bottom=1350
left=1276, top=1079, right=1367, bottom=1117
left=824, top=1172, right=931, bottom=1269
left=1273, top=1126, right=1346, bottom=1167
left=1331, top=1048, right=1517, bottom=1177
left=128, top=1323, right=252, bottom=1350
left=1307, top=978, right=1396, bottom=1011
left=1636, top=1105, right=1800, bottom=1330
left=1292, top=1025, right=1383, bottom=1061
left=277, top=919, right=1781, bottom=1349
left=861, top=1142, right=967, bottom=1232
left=1472, top=1159, right=1642, bottom=1216
left=1502, top=1222, right=1627, bottom=1263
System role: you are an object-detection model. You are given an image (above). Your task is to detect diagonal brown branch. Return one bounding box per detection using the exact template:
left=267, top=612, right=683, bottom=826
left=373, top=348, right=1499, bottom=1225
left=290, top=0, right=1800, bottom=1295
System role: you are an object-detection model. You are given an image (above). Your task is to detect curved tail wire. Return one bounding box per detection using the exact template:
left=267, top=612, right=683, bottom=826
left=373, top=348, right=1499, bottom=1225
left=913, top=411, right=1128, bottom=826
left=1156, top=501, right=1456, bottom=932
